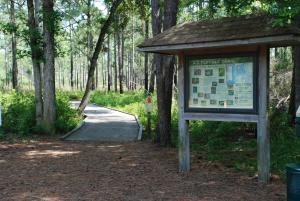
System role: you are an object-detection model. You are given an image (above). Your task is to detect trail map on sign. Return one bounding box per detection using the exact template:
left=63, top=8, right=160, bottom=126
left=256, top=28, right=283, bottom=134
left=189, top=57, right=254, bottom=109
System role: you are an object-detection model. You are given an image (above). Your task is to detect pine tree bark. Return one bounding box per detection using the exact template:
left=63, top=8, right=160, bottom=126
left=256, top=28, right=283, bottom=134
left=154, top=0, right=179, bottom=146
left=42, top=0, right=56, bottom=134
left=144, top=18, right=149, bottom=92
left=76, top=61, right=79, bottom=89
left=118, top=28, right=124, bottom=94
left=96, top=62, right=99, bottom=89
left=78, top=0, right=123, bottom=113
left=130, top=13, right=135, bottom=90
left=126, top=51, right=130, bottom=89
left=69, top=21, right=74, bottom=89
left=102, top=55, right=105, bottom=89
left=107, top=35, right=111, bottom=91
left=149, top=62, right=155, bottom=93
left=114, top=32, right=118, bottom=92
left=27, top=0, right=44, bottom=126
left=151, top=0, right=162, bottom=142
left=149, top=0, right=162, bottom=94
left=86, top=0, right=95, bottom=90
left=10, top=0, right=18, bottom=90
left=4, top=42, right=9, bottom=87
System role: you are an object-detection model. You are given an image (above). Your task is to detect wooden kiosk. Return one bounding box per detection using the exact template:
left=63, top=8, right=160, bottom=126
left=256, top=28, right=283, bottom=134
left=138, top=15, right=300, bottom=183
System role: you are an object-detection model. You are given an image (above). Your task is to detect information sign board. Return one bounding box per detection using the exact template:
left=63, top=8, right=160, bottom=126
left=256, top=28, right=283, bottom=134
left=186, top=55, right=257, bottom=113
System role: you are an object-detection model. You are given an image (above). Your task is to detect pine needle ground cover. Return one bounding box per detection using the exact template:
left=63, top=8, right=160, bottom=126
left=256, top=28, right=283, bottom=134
left=91, top=91, right=300, bottom=178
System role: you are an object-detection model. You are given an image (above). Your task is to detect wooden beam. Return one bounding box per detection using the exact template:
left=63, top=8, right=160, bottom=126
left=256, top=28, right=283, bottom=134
left=178, top=53, right=190, bottom=172
left=257, top=46, right=270, bottom=183
left=138, top=35, right=300, bottom=54
left=182, top=45, right=259, bottom=56
left=184, top=113, right=258, bottom=122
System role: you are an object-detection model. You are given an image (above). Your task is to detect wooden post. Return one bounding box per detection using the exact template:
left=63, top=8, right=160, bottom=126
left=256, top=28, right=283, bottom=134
left=295, top=46, right=300, bottom=116
left=257, top=46, right=270, bottom=183
left=178, top=54, right=190, bottom=172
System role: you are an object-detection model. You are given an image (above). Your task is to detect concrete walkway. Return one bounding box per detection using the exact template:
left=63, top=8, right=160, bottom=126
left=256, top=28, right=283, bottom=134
left=65, top=101, right=141, bottom=142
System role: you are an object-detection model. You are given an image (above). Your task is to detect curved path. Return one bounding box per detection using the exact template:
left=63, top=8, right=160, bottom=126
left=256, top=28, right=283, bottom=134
left=65, top=101, right=141, bottom=142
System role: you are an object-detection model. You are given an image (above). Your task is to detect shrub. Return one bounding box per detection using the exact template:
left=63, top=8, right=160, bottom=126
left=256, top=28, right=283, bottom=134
left=0, top=91, right=81, bottom=136
left=55, top=92, right=82, bottom=134
left=91, top=91, right=146, bottom=107
left=91, top=91, right=161, bottom=140
left=269, top=108, right=299, bottom=177
left=62, top=91, right=84, bottom=100
left=0, top=91, right=35, bottom=135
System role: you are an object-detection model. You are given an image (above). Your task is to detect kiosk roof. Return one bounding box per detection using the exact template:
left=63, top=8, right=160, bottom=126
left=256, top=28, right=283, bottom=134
left=138, top=15, right=300, bottom=54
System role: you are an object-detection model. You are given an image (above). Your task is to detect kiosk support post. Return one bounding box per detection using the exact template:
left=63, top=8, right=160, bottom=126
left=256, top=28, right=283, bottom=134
left=257, top=46, right=270, bottom=183
left=178, top=54, right=190, bottom=172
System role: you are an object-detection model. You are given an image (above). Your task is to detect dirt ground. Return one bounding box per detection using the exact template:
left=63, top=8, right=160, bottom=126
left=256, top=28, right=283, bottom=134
left=0, top=140, right=285, bottom=201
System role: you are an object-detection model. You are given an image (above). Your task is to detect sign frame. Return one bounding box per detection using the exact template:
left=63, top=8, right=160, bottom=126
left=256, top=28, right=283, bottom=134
left=184, top=52, right=259, bottom=114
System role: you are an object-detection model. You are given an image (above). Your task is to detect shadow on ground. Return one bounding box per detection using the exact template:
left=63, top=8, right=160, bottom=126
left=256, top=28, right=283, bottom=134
left=0, top=140, right=285, bottom=201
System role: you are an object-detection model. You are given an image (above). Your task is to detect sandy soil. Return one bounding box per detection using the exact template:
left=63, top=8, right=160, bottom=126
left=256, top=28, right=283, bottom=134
left=0, top=140, right=285, bottom=201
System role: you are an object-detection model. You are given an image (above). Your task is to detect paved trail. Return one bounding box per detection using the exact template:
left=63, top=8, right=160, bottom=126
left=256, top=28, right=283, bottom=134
left=65, top=101, right=140, bottom=142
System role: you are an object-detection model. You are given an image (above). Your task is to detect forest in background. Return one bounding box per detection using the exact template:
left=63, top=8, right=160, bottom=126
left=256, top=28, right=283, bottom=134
left=0, top=0, right=297, bottom=93
left=0, top=0, right=299, bottom=176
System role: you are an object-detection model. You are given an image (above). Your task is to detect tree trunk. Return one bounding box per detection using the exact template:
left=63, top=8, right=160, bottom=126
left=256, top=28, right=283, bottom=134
left=10, top=0, right=18, bottom=90
left=96, top=62, right=99, bottom=89
left=149, top=0, right=162, bottom=95
left=114, top=32, right=118, bottom=92
left=27, top=0, right=43, bottom=126
left=128, top=51, right=131, bottom=90
left=76, top=60, right=79, bottom=89
left=107, top=35, right=111, bottom=91
left=144, top=18, right=149, bottom=93
left=4, top=43, right=9, bottom=87
left=83, top=58, right=85, bottom=88
left=118, top=28, right=124, bottom=94
left=126, top=51, right=130, bottom=89
left=102, top=55, right=105, bottom=89
left=154, top=0, right=179, bottom=146
left=274, top=48, right=279, bottom=58
left=174, top=62, right=178, bottom=88
left=78, top=0, right=123, bottom=113
left=151, top=0, right=162, bottom=142
left=42, top=0, right=56, bottom=134
left=79, top=56, right=82, bottom=90
left=149, top=62, right=155, bottom=93
left=130, top=13, right=135, bottom=90
left=69, top=21, right=74, bottom=89
left=86, top=0, right=95, bottom=90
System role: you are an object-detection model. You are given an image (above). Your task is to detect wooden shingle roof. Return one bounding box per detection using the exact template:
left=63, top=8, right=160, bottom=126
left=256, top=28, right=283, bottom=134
left=138, top=15, right=300, bottom=54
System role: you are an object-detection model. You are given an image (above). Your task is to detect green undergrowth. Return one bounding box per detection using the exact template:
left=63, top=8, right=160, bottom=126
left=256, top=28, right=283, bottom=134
left=0, top=91, right=81, bottom=137
left=91, top=91, right=155, bottom=131
left=62, top=90, right=84, bottom=100
left=90, top=91, right=178, bottom=142
left=90, top=90, right=300, bottom=178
